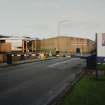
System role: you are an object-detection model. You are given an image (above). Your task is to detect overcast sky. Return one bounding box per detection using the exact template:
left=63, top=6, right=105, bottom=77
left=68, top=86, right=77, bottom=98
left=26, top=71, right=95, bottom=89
left=0, top=0, right=105, bottom=40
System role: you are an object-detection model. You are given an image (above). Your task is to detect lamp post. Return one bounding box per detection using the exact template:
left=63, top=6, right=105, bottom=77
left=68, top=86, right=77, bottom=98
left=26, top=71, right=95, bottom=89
left=57, top=20, right=70, bottom=52
left=35, top=38, right=37, bottom=54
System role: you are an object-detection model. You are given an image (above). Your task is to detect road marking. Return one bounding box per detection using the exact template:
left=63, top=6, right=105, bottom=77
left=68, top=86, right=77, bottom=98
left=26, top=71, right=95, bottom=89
left=48, top=58, right=81, bottom=68
left=48, top=59, right=72, bottom=67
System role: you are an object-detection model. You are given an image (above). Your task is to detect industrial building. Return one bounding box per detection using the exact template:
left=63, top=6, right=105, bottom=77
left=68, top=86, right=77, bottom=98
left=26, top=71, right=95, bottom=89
left=0, top=35, right=96, bottom=55
left=0, top=35, right=95, bottom=55
left=0, top=35, right=11, bottom=53
left=22, top=36, right=96, bottom=55
left=22, top=39, right=41, bottom=53
left=40, top=36, right=95, bottom=55
left=0, top=35, right=34, bottom=63
left=0, top=35, right=96, bottom=63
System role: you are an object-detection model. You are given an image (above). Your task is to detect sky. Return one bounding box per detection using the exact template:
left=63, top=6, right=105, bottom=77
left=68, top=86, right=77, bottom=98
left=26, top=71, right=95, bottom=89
left=0, top=0, right=105, bottom=40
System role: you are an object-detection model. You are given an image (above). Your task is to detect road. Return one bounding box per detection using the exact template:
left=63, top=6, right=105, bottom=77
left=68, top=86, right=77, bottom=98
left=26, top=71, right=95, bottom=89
left=0, top=57, right=86, bottom=105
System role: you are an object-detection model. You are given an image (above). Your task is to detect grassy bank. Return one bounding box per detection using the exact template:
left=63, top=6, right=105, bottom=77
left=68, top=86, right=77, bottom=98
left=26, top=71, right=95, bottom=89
left=97, top=64, right=105, bottom=70
left=59, top=75, right=105, bottom=105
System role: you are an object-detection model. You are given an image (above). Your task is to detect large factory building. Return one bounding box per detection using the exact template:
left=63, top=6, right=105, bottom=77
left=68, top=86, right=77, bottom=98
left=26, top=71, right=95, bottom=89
left=0, top=35, right=96, bottom=63
left=22, top=36, right=96, bottom=55
left=40, top=36, right=95, bottom=55
left=0, top=35, right=95, bottom=55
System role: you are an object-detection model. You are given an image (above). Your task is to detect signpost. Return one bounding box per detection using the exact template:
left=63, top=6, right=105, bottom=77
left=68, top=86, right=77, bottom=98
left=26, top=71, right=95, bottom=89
left=96, top=33, right=105, bottom=78
left=97, top=33, right=105, bottom=64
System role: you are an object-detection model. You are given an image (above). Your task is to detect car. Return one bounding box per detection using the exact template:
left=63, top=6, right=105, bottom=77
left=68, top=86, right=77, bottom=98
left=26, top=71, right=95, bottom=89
left=56, top=54, right=60, bottom=57
left=62, top=54, right=66, bottom=57
left=66, top=55, right=71, bottom=58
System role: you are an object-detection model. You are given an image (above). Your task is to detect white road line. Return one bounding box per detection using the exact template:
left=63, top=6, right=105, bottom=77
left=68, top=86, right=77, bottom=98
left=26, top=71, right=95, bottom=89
left=48, top=58, right=81, bottom=68
left=48, top=59, right=72, bottom=67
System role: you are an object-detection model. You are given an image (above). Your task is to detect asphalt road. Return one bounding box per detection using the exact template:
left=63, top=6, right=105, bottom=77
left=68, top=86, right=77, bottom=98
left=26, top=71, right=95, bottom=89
left=0, top=57, right=86, bottom=105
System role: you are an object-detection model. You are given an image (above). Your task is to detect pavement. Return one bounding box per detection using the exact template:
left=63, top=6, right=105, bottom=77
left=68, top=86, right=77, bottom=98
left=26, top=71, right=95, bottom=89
left=0, top=56, right=56, bottom=68
left=0, top=57, right=86, bottom=105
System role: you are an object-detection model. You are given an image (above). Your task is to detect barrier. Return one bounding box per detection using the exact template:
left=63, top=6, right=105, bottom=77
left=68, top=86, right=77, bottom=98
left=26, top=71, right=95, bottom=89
left=86, top=54, right=96, bottom=69
left=7, top=53, right=12, bottom=64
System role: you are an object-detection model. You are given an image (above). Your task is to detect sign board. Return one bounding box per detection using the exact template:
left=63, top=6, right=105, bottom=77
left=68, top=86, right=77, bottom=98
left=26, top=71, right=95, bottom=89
left=97, top=33, right=105, bottom=63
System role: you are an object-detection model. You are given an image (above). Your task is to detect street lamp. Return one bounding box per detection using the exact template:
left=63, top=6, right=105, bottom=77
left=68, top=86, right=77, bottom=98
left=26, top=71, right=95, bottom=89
left=57, top=20, right=70, bottom=52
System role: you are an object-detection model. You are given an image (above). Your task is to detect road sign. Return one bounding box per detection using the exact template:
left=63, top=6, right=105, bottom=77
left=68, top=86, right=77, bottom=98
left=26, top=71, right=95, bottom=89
left=97, top=33, right=105, bottom=64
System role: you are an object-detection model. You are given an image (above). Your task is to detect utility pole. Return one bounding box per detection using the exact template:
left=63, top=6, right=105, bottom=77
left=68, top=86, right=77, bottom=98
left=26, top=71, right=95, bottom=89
left=95, top=32, right=98, bottom=79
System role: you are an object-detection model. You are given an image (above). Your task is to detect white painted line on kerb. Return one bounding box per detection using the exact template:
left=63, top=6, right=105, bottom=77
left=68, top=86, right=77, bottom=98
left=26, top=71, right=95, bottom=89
left=48, top=59, right=73, bottom=67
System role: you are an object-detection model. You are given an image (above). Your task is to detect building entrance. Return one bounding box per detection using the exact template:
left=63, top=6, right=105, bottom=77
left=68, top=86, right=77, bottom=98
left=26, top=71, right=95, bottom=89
left=76, top=48, right=80, bottom=53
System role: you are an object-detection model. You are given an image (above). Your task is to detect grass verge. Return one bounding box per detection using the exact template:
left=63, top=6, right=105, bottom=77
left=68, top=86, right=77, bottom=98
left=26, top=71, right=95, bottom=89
left=97, top=64, right=105, bottom=70
left=58, top=75, right=105, bottom=105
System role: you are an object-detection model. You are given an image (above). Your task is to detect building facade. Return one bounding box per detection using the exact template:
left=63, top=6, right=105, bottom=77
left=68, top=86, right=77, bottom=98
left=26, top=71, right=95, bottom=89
left=0, top=39, right=11, bottom=63
left=40, top=36, right=95, bottom=55
left=22, top=36, right=96, bottom=55
left=22, top=39, right=41, bottom=53
left=0, top=40, right=11, bottom=53
left=0, top=35, right=96, bottom=55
